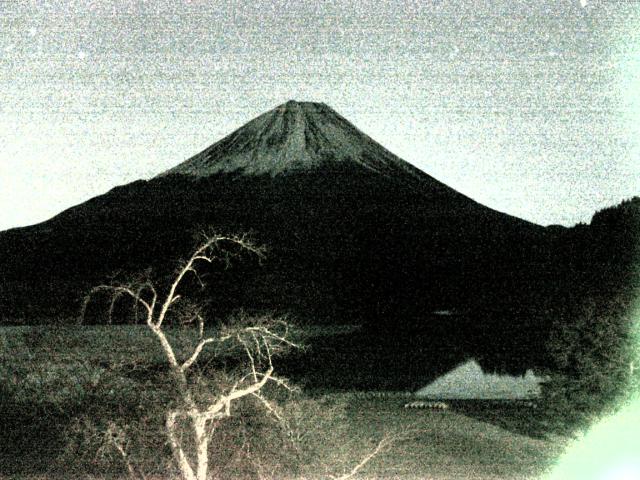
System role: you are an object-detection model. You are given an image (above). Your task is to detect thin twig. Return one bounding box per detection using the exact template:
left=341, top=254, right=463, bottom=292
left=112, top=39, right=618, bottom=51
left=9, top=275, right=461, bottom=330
left=330, top=434, right=395, bottom=480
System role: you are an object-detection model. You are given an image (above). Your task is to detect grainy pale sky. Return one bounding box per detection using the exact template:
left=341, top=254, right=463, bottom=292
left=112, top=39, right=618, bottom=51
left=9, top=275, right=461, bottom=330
left=1, top=0, right=639, bottom=230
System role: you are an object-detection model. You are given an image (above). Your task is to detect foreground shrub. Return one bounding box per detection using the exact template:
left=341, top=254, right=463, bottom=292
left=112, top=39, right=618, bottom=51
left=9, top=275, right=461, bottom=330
left=542, top=293, right=639, bottom=433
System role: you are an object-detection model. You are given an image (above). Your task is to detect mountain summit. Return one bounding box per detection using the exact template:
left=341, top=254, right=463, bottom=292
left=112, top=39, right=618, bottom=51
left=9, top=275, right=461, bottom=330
left=162, top=100, right=425, bottom=180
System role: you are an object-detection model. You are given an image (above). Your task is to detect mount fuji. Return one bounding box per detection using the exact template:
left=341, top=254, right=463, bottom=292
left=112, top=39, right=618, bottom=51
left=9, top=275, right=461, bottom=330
left=0, top=101, right=563, bottom=384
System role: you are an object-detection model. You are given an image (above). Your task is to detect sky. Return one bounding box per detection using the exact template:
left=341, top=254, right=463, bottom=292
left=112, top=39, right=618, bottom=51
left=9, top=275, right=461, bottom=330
left=1, top=0, right=639, bottom=230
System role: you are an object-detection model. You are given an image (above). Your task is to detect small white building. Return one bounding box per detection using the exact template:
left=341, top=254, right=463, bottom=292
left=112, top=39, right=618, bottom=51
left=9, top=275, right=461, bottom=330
left=416, top=359, right=545, bottom=400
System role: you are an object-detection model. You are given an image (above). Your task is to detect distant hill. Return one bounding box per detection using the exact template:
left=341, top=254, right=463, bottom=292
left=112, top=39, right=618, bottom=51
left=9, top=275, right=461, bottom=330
left=0, top=101, right=636, bottom=383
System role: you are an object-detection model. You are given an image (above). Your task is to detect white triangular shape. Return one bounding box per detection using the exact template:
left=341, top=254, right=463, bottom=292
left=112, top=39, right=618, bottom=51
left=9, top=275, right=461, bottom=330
left=415, top=359, right=544, bottom=400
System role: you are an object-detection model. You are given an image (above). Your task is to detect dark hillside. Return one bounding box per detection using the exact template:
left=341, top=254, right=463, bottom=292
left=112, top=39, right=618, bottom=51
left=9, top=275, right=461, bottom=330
left=0, top=165, right=551, bottom=327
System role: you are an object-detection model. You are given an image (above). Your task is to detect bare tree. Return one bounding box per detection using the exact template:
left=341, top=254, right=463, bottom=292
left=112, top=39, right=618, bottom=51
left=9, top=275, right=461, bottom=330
left=82, top=234, right=299, bottom=480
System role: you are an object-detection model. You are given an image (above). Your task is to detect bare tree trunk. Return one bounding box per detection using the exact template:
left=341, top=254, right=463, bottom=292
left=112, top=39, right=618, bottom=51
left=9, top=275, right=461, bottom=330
left=194, top=415, right=209, bottom=480
left=166, top=410, right=197, bottom=480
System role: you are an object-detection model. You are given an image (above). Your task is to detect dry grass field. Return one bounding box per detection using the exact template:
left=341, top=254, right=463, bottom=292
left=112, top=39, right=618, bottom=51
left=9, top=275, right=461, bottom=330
left=0, top=326, right=569, bottom=480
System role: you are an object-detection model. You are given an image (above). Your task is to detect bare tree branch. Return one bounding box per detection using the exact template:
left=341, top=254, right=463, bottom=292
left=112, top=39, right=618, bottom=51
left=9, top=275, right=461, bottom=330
left=82, top=285, right=152, bottom=325
left=166, top=411, right=197, bottom=480
left=181, top=338, right=215, bottom=372
left=245, top=325, right=299, bottom=349
left=202, top=365, right=275, bottom=423
left=104, top=422, right=147, bottom=480
left=251, top=391, right=284, bottom=423
left=330, top=434, right=396, bottom=480
left=238, top=335, right=258, bottom=382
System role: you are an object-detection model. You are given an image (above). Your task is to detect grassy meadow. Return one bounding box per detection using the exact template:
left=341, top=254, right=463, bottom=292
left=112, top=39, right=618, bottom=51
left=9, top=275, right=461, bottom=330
left=0, top=325, right=569, bottom=479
